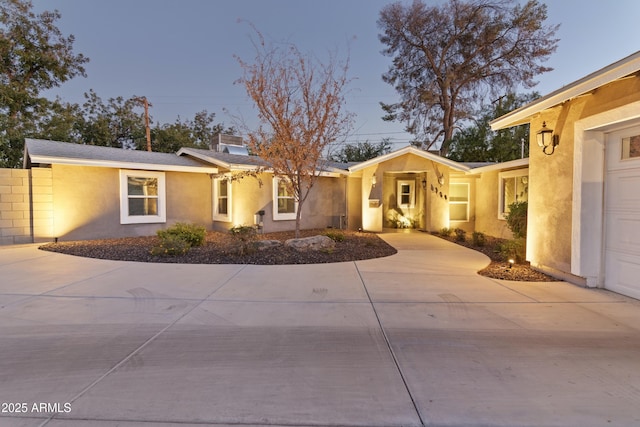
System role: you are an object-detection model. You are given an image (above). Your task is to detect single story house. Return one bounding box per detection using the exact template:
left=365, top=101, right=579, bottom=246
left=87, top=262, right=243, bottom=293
left=15, top=138, right=524, bottom=244
left=3, top=50, right=638, bottom=300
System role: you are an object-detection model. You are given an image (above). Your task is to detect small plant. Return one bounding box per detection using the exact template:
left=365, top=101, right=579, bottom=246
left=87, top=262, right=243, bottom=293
left=499, top=238, right=526, bottom=264
left=505, top=201, right=527, bottom=239
left=472, top=231, right=487, bottom=247
left=229, top=225, right=258, bottom=255
left=157, top=222, right=206, bottom=247
left=439, top=227, right=453, bottom=237
left=150, top=234, right=191, bottom=256
left=454, top=228, right=466, bottom=242
left=324, top=230, right=345, bottom=242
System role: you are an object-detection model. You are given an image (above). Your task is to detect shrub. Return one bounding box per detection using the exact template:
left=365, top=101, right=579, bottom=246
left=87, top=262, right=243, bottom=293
left=150, top=234, right=191, bottom=256
left=439, top=227, right=453, bottom=237
left=229, top=225, right=258, bottom=255
left=472, top=231, right=487, bottom=247
left=499, top=238, right=526, bottom=263
left=454, top=228, right=466, bottom=242
left=505, top=201, right=527, bottom=239
left=157, top=222, right=206, bottom=247
left=324, top=230, right=345, bottom=242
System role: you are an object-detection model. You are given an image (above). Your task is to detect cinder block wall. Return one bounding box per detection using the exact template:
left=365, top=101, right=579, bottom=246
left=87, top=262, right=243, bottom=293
left=0, top=168, right=53, bottom=245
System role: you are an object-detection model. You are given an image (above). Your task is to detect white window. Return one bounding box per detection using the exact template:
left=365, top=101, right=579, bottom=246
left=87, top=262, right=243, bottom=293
left=449, top=182, right=469, bottom=222
left=119, top=170, right=166, bottom=224
left=273, top=177, right=297, bottom=220
left=397, top=180, right=415, bottom=208
left=498, top=169, right=529, bottom=219
left=213, top=177, right=232, bottom=222
left=622, top=134, right=640, bottom=160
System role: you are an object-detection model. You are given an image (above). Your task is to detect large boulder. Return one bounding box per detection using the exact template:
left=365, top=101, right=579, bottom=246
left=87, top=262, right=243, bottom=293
left=284, top=235, right=335, bottom=252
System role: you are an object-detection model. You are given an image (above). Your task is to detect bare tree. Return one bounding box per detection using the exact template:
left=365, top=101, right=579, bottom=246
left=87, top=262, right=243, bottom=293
left=378, top=0, right=559, bottom=156
left=235, top=30, right=354, bottom=237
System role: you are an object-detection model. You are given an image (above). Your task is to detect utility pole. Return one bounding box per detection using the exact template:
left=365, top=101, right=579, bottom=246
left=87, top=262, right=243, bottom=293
left=134, top=96, right=152, bottom=152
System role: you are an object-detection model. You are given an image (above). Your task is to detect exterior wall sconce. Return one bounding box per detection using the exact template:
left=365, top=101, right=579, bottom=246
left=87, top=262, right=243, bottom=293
left=421, top=178, right=427, bottom=190
left=371, top=175, right=377, bottom=187
left=537, top=121, right=559, bottom=155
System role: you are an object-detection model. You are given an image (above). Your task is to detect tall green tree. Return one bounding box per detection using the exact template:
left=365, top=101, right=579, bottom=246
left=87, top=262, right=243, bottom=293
left=330, top=139, right=392, bottom=163
left=0, top=0, right=88, bottom=167
left=448, top=92, right=538, bottom=162
left=378, top=0, right=559, bottom=156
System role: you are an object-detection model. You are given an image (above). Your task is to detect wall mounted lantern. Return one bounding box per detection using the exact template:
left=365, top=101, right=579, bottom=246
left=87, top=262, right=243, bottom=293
left=421, top=178, right=427, bottom=190
left=537, top=121, right=559, bottom=155
left=371, top=175, right=377, bottom=187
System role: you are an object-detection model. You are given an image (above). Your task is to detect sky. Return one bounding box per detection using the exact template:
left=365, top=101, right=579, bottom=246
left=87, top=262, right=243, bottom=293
left=33, top=0, right=640, bottom=149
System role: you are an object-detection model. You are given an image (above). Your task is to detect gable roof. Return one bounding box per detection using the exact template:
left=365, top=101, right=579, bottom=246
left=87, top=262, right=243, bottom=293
left=178, top=147, right=350, bottom=175
left=491, top=50, right=640, bottom=130
left=24, top=139, right=218, bottom=173
left=348, top=145, right=470, bottom=172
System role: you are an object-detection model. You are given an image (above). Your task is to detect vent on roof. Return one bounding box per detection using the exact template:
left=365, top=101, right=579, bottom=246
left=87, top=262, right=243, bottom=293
left=222, top=144, right=249, bottom=155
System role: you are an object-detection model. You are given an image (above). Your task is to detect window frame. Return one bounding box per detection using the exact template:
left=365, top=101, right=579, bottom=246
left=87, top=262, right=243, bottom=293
left=498, top=168, right=529, bottom=219
left=396, top=180, right=415, bottom=209
left=272, top=176, right=298, bottom=221
left=449, top=182, right=470, bottom=222
left=212, top=176, right=232, bottom=222
left=119, top=169, right=166, bottom=224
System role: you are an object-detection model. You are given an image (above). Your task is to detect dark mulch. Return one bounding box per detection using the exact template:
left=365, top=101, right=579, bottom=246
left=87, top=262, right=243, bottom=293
left=436, top=234, right=558, bottom=282
left=39, top=229, right=397, bottom=265
left=39, top=228, right=557, bottom=282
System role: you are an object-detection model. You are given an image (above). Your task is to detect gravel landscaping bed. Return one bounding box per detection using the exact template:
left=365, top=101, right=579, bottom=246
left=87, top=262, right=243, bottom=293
left=436, top=234, right=558, bottom=282
left=39, top=229, right=397, bottom=265
left=39, top=229, right=557, bottom=281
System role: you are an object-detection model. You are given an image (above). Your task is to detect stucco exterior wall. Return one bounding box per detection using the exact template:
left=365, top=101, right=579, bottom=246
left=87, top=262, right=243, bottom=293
left=358, top=153, right=455, bottom=232
left=527, top=76, right=640, bottom=278
left=474, top=170, right=514, bottom=239
left=212, top=173, right=347, bottom=233
left=51, top=164, right=212, bottom=241
left=0, top=167, right=53, bottom=244
left=346, top=176, right=362, bottom=230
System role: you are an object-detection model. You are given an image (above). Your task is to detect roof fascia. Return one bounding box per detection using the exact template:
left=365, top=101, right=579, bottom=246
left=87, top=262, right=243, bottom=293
left=28, top=154, right=218, bottom=174
left=348, top=146, right=469, bottom=172
left=466, top=157, right=529, bottom=175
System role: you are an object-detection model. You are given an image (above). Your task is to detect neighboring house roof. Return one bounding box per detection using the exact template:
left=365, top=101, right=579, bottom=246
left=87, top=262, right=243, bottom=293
left=177, top=147, right=350, bottom=175
left=348, top=145, right=471, bottom=172
left=491, top=50, right=640, bottom=130
left=24, top=139, right=218, bottom=173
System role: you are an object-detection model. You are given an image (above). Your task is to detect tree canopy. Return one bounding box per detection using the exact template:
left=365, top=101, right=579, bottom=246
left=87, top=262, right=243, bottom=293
left=378, top=0, right=559, bottom=156
left=236, top=28, right=354, bottom=236
left=330, top=139, right=392, bottom=163
left=447, top=92, right=538, bottom=162
left=0, top=0, right=88, bottom=167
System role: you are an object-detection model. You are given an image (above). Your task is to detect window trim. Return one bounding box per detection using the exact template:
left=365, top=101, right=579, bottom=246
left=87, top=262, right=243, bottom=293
left=449, top=182, right=470, bottom=222
left=119, top=169, right=166, bottom=224
left=397, top=180, right=415, bottom=209
left=273, top=177, right=298, bottom=221
left=212, top=176, right=232, bottom=222
left=498, top=168, right=529, bottom=219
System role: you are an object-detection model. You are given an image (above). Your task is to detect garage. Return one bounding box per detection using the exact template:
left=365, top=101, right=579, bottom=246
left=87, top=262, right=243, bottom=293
left=605, top=125, right=640, bottom=299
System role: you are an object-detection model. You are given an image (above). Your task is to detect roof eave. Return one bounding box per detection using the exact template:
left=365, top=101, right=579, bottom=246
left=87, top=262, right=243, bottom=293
left=28, top=155, right=218, bottom=174
left=348, top=146, right=470, bottom=172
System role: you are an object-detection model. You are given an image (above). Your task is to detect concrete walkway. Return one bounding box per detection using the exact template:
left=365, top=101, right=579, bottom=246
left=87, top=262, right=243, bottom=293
left=1, top=231, right=640, bottom=426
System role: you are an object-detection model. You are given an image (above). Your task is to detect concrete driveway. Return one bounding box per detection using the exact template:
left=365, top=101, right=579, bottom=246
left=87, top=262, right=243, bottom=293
left=1, top=231, right=640, bottom=427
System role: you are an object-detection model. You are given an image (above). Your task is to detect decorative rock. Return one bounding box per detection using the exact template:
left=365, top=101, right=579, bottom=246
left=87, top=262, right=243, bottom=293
left=284, top=235, right=335, bottom=252
left=255, top=240, right=282, bottom=251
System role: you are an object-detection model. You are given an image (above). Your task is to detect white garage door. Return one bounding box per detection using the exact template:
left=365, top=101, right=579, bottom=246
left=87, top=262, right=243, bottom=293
left=605, top=125, right=640, bottom=299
